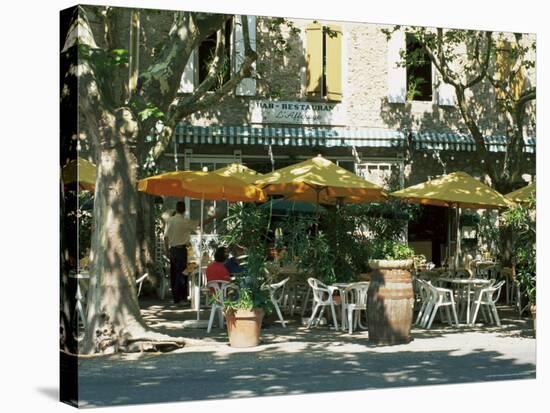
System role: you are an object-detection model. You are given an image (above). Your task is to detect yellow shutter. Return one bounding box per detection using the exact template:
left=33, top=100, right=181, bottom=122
left=496, top=40, right=525, bottom=101
left=306, top=23, right=323, bottom=97
left=511, top=66, right=525, bottom=101
left=325, top=25, right=343, bottom=102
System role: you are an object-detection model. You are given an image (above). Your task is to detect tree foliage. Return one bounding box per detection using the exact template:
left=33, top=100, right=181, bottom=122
left=501, top=195, right=536, bottom=304
left=60, top=5, right=293, bottom=353
left=383, top=25, right=536, bottom=192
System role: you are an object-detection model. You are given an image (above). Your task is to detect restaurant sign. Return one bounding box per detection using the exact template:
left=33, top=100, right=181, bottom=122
left=250, top=100, right=346, bottom=125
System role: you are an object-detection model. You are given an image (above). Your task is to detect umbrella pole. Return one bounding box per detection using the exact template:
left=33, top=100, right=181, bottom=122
left=447, top=208, right=452, bottom=269
left=455, top=205, right=461, bottom=274
left=197, top=196, right=204, bottom=321
left=316, top=190, right=320, bottom=219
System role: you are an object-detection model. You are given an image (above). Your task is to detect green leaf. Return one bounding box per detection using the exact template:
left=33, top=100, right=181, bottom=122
left=138, top=103, right=165, bottom=121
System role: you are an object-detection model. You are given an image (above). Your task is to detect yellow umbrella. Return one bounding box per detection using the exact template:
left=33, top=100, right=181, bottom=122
left=61, top=157, right=96, bottom=192
left=255, top=155, right=386, bottom=206
left=138, top=170, right=265, bottom=320
left=390, top=171, right=513, bottom=269
left=138, top=171, right=266, bottom=203
left=506, top=182, right=535, bottom=204
left=213, top=163, right=262, bottom=184
left=390, top=171, right=513, bottom=209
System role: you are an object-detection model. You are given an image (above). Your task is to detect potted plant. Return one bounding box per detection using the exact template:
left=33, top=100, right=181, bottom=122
left=366, top=239, right=416, bottom=345
left=220, top=203, right=272, bottom=347
left=502, top=194, right=536, bottom=335
left=221, top=246, right=273, bottom=347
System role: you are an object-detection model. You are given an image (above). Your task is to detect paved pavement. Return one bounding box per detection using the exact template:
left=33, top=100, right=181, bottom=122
left=76, top=301, right=536, bottom=408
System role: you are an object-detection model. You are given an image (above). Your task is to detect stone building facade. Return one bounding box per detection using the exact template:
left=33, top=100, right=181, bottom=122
left=154, top=14, right=536, bottom=264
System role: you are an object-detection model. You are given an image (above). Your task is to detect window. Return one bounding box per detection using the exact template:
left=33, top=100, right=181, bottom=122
left=406, top=34, right=433, bottom=102
left=356, top=161, right=403, bottom=189
left=180, top=16, right=256, bottom=95
left=306, top=23, right=343, bottom=102
left=198, top=18, right=233, bottom=91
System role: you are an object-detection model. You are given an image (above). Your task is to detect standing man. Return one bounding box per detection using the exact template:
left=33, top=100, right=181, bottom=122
left=164, top=201, right=196, bottom=305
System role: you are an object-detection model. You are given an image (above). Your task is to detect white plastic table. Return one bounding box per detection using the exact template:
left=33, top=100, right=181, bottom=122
left=439, top=277, right=492, bottom=325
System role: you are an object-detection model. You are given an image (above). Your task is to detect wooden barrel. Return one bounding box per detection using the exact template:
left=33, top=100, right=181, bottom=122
left=367, top=267, right=414, bottom=345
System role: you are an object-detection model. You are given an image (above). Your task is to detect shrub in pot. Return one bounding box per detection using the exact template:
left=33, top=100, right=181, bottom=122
left=222, top=247, right=273, bottom=348
left=220, top=203, right=273, bottom=347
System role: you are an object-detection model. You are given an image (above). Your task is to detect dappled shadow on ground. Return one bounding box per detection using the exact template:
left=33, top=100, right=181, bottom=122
left=76, top=299, right=536, bottom=408
left=138, top=298, right=534, bottom=344
left=78, top=342, right=535, bottom=407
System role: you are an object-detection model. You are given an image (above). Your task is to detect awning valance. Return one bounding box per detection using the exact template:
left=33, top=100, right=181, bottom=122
left=171, top=125, right=536, bottom=154
left=175, top=125, right=405, bottom=148
left=411, top=132, right=536, bottom=154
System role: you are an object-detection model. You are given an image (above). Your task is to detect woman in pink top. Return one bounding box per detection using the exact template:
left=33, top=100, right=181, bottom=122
left=206, top=247, right=231, bottom=283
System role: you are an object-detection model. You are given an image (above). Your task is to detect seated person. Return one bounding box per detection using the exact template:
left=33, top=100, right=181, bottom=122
left=206, top=247, right=231, bottom=283
left=224, top=245, right=245, bottom=274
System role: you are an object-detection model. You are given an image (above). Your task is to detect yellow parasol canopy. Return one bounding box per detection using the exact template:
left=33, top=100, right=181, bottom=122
left=61, top=157, right=96, bottom=192
left=390, top=171, right=513, bottom=209
left=255, top=155, right=386, bottom=204
left=506, top=182, right=535, bottom=204
left=137, top=170, right=266, bottom=202
left=213, top=163, right=262, bottom=184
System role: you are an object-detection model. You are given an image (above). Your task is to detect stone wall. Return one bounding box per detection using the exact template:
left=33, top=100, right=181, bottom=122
left=76, top=6, right=536, bottom=186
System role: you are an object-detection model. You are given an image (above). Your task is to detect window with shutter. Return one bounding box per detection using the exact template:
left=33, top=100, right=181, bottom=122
left=198, top=18, right=233, bottom=91
left=387, top=30, right=407, bottom=103
left=325, top=25, right=343, bottom=102
left=406, top=33, right=433, bottom=102
left=306, top=23, right=323, bottom=98
left=235, top=15, right=257, bottom=96
left=306, top=23, right=342, bottom=102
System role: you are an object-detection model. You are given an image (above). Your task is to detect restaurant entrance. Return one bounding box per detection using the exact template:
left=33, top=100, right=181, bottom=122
left=407, top=205, right=448, bottom=266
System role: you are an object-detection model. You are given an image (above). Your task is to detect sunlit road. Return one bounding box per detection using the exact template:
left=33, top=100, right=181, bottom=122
left=77, top=327, right=536, bottom=408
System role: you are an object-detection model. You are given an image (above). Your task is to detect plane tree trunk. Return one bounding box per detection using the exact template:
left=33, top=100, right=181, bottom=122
left=61, top=6, right=258, bottom=354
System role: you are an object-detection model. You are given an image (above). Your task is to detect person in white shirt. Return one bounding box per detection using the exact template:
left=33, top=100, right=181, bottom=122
left=164, top=201, right=197, bottom=305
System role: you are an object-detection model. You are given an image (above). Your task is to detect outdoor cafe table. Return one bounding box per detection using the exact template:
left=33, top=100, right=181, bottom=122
left=438, top=277, right=492, bottom=325
left=331, top=283, right=351, bottom=329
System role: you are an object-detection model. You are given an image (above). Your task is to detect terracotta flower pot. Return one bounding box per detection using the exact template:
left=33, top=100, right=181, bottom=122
left=224, top=308, right=264, bottom=348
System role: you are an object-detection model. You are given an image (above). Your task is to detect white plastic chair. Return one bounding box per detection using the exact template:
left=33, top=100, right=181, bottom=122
left=415, top=278, right=435, bottom=328
left=263, top=277, right=290, bottom=327
left=206, top=281, right=238, bottom=333
left=136, top=273, right=149, bottom=297
left=470, top=280, right=506, bottom=326
left=306, top=278, right=339, bottom=330
left=424, top=282, right=459, bottom=329
left=341, top=282, right=369, bottom=334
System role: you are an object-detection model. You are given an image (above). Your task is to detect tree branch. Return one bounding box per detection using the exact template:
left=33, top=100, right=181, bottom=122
left=516, top=87, right=536, bottom=110
left=149, top=15, right=257, bottom=161
left=183, top=23, right=227, bottom=103
left=465, top=31, right=493, bottom=89
left=421, top=35, right=459, bottom=88
left=133, top=12, right=231, bottom=113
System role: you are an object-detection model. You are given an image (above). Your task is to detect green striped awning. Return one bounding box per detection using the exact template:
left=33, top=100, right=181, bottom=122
left=174, top=125, right=405, bottom=148
left=411, top=132, right=536, bottom=153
